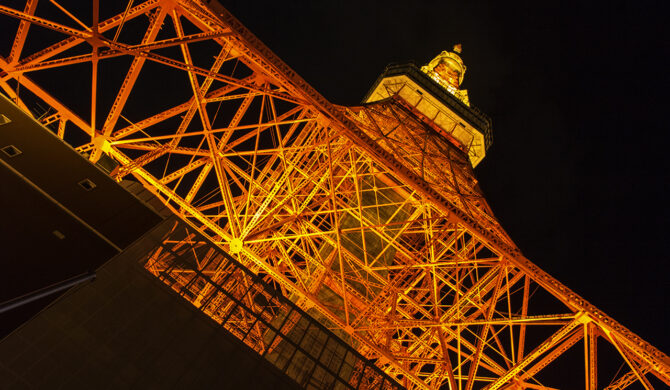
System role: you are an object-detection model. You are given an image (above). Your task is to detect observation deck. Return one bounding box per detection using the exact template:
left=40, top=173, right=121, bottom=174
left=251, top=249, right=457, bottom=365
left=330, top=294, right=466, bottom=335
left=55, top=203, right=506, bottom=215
left=363, top=61, right=492, bottom=167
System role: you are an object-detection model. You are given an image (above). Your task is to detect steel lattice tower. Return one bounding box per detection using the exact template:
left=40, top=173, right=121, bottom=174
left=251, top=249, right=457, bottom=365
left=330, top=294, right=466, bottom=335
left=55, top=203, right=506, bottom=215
left=0, top=1, right=668, bottom=389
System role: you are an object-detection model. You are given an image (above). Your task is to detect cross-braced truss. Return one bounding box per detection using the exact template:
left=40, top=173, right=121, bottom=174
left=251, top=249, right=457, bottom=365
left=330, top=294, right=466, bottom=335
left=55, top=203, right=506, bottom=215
left=0, top=1, right=668, bottom=389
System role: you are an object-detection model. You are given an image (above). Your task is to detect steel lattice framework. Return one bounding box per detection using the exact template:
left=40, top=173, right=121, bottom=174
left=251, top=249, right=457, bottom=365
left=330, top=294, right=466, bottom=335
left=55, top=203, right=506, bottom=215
left=1, top=1, right=668, bottom=389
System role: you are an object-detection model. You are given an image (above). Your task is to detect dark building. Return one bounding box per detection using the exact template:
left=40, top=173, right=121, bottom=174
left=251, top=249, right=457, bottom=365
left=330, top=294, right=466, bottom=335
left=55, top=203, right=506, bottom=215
left=0, top=94, right=399, bottom=388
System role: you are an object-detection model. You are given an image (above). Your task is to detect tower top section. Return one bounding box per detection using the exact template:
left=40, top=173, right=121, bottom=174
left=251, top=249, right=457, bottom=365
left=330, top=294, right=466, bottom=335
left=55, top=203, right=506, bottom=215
left=420, top=45, right=470, bottom=106
left=363, top=47, right=492, bottom=167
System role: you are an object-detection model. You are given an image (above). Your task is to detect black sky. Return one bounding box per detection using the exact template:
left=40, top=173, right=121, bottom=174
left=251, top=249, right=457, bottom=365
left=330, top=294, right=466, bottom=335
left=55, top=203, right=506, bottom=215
left=0, top=0, right=667, bottom=355
left=218, top=0, right=670, bottom=351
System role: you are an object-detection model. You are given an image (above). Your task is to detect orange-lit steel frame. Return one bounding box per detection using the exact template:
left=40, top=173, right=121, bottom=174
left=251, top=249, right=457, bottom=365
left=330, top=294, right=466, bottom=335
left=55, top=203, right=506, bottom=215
left=0, top=1, right=668, bottom=389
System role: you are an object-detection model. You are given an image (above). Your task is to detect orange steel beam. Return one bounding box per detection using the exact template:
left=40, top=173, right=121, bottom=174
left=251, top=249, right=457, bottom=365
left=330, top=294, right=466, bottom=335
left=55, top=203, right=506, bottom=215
left=2, top=0, right=161, bottom=71
left=7, top=0, right=37, bottom=63
left=114, top=6, right=174, bottom=136
left=0, top=56, right=91, bottom=134
left=1, top=1, right=668, bottom=389
left=605, top=368, right=652, bottom=390
left=485, top=317, right=583, bottom=390
left=608, top=333, right=654, bottom=390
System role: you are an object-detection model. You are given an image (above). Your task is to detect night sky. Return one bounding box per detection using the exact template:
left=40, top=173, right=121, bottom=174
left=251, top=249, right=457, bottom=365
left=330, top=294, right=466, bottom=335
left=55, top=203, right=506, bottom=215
left=0, top=0, right=667, bottom=356
left=217, top=0, right=669, bottom=352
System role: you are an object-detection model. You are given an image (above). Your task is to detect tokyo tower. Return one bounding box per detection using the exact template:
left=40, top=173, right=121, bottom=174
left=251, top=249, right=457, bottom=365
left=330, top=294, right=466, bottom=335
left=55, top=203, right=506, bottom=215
left=0, top=1, right=667, bottom=389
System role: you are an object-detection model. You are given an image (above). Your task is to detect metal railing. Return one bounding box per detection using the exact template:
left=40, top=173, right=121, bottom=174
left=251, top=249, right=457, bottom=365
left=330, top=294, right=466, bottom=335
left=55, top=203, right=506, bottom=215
left=140, top=218, right=404, bottom=390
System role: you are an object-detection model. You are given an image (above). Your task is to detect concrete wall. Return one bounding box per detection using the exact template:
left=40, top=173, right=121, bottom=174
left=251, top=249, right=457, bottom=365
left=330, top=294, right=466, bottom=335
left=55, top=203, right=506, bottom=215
left=0, top=223, right=300, bottom=389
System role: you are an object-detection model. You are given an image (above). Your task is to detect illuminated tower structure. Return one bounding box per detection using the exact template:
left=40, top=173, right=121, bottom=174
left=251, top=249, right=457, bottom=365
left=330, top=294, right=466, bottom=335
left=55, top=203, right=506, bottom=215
left=0, top=1, right=668, bottom=388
